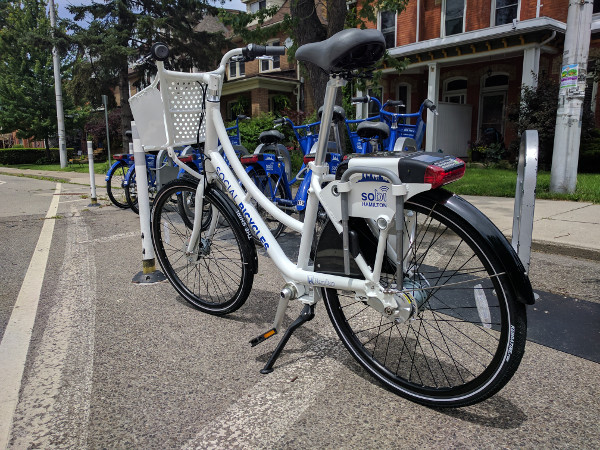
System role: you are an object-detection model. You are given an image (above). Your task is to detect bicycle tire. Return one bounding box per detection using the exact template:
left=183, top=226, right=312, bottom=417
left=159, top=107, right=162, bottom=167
left=106, top=161, right=129, bottom=208
left=152, top=178, right=255, bottom=315
left=322, top=193, right=527, bottom=407
left=125, top=167, right=156, bottom=215
left=247, top=169, right=287, bottom=242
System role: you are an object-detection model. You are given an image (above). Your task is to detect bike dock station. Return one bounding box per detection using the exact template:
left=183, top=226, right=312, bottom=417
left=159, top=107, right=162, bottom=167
left=130, top=122, right=166, bottom=285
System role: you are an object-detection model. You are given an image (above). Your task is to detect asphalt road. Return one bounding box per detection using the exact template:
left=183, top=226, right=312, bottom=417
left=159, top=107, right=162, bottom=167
left=1, top=173, right=599, bottom=449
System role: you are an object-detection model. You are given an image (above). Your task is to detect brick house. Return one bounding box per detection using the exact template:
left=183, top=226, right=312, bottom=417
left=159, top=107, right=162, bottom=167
left=355, top=0, right=600, bottom=157
left=220, top=0, right=301, bottom=121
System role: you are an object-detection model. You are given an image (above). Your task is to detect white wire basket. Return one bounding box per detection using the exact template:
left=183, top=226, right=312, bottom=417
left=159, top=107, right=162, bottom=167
left=129, top=68, right=208, bottom=151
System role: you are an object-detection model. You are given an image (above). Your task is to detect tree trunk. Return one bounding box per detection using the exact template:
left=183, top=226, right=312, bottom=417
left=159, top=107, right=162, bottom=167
left=45, top=136, right=50, bottom=159
left=119, top=65, right=133, bottom=152
left=291, top=0, right=328, bottom=110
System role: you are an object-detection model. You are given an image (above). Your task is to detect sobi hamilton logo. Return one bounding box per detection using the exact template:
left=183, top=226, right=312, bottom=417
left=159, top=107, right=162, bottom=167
left=361, top=185, right=389, bottom=208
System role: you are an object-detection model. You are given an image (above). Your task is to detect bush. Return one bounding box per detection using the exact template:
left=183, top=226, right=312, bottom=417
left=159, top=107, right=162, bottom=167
left=469, top=141, right=506, bottom=165
left=0, top=148, right=75, bottom=165
left=579, top=128, right=600, bottom=173
left=507, top=76, right=559, bottom=170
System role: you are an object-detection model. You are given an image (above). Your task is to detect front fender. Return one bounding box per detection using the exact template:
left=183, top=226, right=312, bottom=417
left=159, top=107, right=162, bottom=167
left=105, top=161, right=124, bottom=181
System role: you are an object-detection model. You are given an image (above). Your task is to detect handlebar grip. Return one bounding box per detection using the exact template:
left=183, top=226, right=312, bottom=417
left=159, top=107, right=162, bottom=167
left=243, top=44, right=286, bottom=59
left=424, top=99, right=437, bottom=111
left=387, top=100, right=405, bottom=108
left=351, top=96, right=369, bottom=103
left=151, top=42, right=169, bottom=61
left=273, top=118, right=285, bottom=125
left=237, top=115, right=249, bottom=120
left=265, top=46, right=286, bottom=56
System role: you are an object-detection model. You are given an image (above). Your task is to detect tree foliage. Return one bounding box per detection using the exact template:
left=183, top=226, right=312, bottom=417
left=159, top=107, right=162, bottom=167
left=0, top=0, right=57, bottom=153
left=66, top=0, right=231, bottom=150
left=220, top=0, right=409, bottom=111
left=507, top=76, right=560, bottom=169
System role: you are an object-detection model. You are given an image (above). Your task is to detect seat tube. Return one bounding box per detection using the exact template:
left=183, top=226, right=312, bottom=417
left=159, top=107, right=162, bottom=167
left=314, top=76, right=346, bottom=166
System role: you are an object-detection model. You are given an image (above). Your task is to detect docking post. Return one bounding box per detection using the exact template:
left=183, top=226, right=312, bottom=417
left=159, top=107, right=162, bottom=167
left=130, top=121, right=166, bottom=284
left=87, top=140, right=99, bottom=207
left=512, top=130, right=539, bottom=273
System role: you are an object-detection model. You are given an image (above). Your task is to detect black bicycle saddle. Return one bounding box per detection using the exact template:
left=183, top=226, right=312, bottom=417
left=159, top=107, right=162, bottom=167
left=318, top=105, right=346, bottom=124
left=295, top=28, right=385, bottom=73
left=357, top=121, right=390, bottom=140
left=259, top=130, right=285, bottom=145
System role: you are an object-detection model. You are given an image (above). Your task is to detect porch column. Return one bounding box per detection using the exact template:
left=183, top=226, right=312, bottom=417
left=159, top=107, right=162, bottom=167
left=426, top=63, right=439, bottom=152
left=522, top=47, right=540, bottom=88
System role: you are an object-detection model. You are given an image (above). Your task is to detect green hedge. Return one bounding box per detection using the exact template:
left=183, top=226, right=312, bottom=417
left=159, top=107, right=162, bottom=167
left=0, top=148, right=75, bottom=165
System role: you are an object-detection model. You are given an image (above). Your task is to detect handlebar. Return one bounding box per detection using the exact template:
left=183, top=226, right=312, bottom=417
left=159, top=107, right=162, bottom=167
left=150, top=42, right=169, bottom=61
left=351, top=96, right=369, bottom=103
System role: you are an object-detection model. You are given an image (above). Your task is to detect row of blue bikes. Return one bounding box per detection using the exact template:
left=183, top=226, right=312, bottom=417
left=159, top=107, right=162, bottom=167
left=105, top=96, right=437, bottom=241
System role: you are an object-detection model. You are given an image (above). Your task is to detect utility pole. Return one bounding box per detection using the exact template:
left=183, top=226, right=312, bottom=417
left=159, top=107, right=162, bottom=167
left=48, top=0, right=67, bottom=168
left=550, top=0, right=593, bottom=193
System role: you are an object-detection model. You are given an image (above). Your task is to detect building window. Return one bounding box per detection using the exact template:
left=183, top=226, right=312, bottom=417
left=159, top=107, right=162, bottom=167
left=479, top=73, right=508, bottom=141
left=494, top=0, right=519, bottom=26
left=443, top=77, right=467, bottom=104
left=379, top=11, right=396, bottom=49
left=368, top=87, right=383, bottom=117
left=397, top=83, right=411, bottom=110
left=443, top=0, right=465, bottom=36
left=260, top=41, right=280, bottom=73
left=228, top=61, right=245, bottom=79
left=249, top=0, right=266, bottom=13
left=594, top=0, right=600, bottom=14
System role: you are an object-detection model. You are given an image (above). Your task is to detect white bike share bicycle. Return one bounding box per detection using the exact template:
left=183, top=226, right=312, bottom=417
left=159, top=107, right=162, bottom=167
left=130, top=29, right=534, bottom=407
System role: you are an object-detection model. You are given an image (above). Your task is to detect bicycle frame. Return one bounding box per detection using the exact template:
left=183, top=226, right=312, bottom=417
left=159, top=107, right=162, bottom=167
left=149, top=48, right=424, bottom=332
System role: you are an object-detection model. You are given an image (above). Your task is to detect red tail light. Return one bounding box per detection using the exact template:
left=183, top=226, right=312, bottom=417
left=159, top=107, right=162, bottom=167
left=240, top=155, right=259, bottom=165
left=303, top=155, right=315, bottom=164
left=424, top=158, right=466, bottom=188
left=178, top=155, right=194, bottom=163
left=113, top=154, right=126, bottom=160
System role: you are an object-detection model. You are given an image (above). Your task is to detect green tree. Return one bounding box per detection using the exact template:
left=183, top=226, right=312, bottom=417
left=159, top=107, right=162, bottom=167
left=67, top=0, right=230, bottom=151
left=0, top=0, right=59, bottom=154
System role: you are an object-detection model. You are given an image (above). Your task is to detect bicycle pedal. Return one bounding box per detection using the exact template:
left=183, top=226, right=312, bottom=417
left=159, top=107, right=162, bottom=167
left=249, top=328, right=277, bottom=347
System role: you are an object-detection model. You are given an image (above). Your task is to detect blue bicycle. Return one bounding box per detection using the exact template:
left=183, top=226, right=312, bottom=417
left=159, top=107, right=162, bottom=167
left=348, top=96, right=437, bottom=153
left=239, top=107, right=345, bottom=238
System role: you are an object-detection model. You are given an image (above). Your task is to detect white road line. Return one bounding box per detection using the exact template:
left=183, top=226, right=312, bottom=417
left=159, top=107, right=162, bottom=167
left=0, top=183, right=61, bottom=449
left=182, top=337, right=344, bottom=450
left=77, top=231, right=138, bottom=245
left=8, top=205, right=97, bottom=448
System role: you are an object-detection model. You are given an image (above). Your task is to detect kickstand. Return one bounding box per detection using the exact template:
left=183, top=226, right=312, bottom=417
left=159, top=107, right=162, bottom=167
left=260, top=303, right=316, bottom=374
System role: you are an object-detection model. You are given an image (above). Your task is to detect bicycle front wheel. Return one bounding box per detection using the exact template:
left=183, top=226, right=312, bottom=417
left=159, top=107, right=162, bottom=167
left=106, top=161, right=129, bottom=208
left=322, top=194, right=527, bottom=407
left=152, top=179, right=254, bottom=315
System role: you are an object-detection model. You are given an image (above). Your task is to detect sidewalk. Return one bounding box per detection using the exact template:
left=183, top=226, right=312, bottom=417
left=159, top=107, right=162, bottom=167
left=1, top=167, right=598, bottom=260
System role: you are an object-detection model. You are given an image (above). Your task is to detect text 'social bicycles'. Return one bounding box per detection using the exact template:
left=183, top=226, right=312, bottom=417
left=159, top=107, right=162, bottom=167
left=131, top=29, right=534, bottom=407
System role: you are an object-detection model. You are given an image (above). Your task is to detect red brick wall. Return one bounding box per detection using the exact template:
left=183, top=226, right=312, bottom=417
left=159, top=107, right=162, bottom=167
left=421, top=0, right=442, bottom=41
left=397, top=2, right=418, bottom=46
left=465, top=0, right=491, bottom=31
left=251, top=88, right=269, bottom=116
left=539, top=0, right=568, bottom=22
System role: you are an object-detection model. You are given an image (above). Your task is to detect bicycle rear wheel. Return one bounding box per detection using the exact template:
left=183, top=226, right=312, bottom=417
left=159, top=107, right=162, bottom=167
left=322, top=194, right=527, bottom=407
left=106, top=161, right=129, bottom=208
left=152, top=179, right=255, bottom=315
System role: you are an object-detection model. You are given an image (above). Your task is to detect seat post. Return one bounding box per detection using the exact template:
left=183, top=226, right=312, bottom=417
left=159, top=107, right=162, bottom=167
left=314, top=76, right=346, bottom=167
